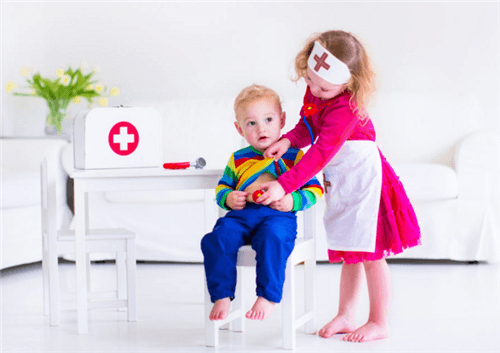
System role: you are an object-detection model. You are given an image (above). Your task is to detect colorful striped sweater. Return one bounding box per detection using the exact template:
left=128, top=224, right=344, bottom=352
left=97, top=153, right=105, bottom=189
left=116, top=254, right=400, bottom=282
left=216, top=146, right=324, bottom=212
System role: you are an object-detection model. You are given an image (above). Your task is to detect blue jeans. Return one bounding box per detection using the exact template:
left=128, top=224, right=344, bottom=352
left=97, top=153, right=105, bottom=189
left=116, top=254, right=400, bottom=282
left=201, top=203, right=297, bottom=303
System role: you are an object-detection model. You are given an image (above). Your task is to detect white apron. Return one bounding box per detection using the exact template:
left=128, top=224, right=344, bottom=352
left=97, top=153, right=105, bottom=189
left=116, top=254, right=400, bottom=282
left=323, top=141, right=382, bottom=252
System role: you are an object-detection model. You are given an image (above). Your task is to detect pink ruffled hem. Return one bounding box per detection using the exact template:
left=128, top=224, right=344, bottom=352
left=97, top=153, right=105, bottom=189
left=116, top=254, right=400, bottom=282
left=327, top=149, right=422, bottom=264
left=328, top=237, right=422, bottom=264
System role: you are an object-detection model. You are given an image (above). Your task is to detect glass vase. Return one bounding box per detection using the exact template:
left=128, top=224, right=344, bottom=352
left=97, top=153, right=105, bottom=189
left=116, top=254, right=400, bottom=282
left=45, top=99, right=70, bottom=135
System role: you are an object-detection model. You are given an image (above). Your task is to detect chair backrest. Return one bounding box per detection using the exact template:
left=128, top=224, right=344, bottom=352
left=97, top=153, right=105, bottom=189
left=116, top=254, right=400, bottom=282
left=40, top=158, right=58, bottom=245
left=301, top=206, right=316, bottom=241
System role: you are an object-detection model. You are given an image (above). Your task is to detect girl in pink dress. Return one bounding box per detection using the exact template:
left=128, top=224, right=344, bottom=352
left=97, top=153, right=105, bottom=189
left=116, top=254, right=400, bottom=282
left=257, top=30, right=421, bottom=343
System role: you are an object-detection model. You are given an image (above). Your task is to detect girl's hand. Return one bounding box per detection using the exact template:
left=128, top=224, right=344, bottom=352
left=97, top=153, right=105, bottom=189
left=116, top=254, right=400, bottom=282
left=256, top=181, right=286, bottom=205
left=264, top=138, right=291, bottom=160
left=226, top=190, right=249, bottom=210
left=269, top=194, right=294, bottom=212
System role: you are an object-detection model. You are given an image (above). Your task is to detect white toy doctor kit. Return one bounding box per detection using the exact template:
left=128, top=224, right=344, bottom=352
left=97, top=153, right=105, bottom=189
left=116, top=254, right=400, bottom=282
left=73, top=106, right=206, bottom=170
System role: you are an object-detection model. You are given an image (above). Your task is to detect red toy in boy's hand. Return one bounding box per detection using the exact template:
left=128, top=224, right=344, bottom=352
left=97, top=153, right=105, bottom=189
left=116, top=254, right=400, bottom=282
left=252, top=190, right=264, bottom=203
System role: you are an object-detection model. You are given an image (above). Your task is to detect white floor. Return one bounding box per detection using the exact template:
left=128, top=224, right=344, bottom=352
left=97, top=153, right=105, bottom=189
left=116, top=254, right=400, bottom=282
left=1, top=260, right=499, bottom=353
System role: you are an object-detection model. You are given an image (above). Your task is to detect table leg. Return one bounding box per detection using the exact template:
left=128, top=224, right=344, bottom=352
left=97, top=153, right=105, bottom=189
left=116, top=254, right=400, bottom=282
left=74, top=180, right=89, bottom=334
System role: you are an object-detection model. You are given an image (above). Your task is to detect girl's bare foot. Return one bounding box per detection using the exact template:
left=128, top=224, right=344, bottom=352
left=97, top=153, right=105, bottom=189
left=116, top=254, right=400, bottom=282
left=343, top=321, right=389, bottom=342
left=318, top=315, right=357, bottom=338
left=209, top=297, right=231, bottom=321
left=245, top=297, right=275, bottom=320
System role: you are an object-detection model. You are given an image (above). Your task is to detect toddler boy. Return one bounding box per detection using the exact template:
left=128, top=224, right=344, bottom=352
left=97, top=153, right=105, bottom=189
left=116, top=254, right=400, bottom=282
left=201, top=84, right=323, bottom=321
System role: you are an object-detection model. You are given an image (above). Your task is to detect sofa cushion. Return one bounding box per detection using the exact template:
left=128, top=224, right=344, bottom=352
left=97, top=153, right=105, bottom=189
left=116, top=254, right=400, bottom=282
left=393, top=163, right=458, bottom=201
left=1, top=168, right=41, bottom=208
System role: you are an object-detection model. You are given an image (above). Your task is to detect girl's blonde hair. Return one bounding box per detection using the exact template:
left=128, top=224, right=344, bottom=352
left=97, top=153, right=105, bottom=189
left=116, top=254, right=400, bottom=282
left=234, top=84, right=282, bottom=120
left=293, top=30, right=376, bottom=119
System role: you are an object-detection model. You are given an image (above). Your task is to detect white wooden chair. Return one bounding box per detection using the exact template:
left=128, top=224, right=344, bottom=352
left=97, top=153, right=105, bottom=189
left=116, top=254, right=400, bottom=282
left=204, top=206, right=317, bottom=350
left=41, top=158, right=137, bottom=327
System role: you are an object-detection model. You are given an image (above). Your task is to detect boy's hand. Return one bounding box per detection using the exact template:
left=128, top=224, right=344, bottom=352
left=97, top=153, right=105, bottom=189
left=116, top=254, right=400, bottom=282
left=269, top=194, right=294, bottom=212
left=226, top=190, right=249, bottom=210
left=264, top=138, right=291, bottom=160
left=256, top=181, right=286, bottom=205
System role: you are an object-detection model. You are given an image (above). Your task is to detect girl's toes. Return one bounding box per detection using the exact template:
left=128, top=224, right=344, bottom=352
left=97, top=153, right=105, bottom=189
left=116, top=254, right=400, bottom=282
left=344, top=333, right=357, bottom=342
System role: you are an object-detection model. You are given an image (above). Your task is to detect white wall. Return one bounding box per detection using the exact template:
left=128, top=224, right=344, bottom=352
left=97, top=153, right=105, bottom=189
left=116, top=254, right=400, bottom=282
left=2, top=1, right=499, bottom=165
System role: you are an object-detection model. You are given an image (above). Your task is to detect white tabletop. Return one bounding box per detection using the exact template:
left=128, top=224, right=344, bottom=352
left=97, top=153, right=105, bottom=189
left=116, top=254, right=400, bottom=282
left=70, top=167, right=224, bottom=192
left=71, top=167, right=224, bottom=179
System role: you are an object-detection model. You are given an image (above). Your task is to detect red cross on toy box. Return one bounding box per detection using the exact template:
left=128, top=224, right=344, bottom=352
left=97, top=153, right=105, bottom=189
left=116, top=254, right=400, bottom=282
left=73, top=106, right=162, bottom=169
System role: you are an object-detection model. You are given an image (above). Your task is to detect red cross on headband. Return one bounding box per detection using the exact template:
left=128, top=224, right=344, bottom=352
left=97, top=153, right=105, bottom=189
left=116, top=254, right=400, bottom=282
left=307, top=41, right=351, bottom=85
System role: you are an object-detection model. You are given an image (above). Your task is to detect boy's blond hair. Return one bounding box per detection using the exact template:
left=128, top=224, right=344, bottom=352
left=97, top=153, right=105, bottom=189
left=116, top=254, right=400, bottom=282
left=293, top=30, right=376, bottom=119
left=234, top=84, right=282, bottom=120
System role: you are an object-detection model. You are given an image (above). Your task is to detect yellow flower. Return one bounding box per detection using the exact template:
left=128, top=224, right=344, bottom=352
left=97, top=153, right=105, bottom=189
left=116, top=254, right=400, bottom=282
left=5, top=81, right=17, bottom=93
left=61, top=74, right=71, bottom=86
left=86, top=84, right=93, bottom=91
left=56, top=69, right=65, bottom=78
left=110, top=87, right=120, bottom=96
left=72, top=96, right=82, bottom=104
left=30, top=89, right=37, bottom=95
left=98, top=97, right=108, bottom=106
left=20, top=68, right=29, bottom=77
left=95, top=84, right=104, bottom=93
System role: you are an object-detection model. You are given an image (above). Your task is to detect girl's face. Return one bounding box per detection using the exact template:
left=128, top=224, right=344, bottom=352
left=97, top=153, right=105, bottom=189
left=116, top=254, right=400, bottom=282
left=234, top=98, right=286, bottom=153
left=305, top=67, right=346, bottom=100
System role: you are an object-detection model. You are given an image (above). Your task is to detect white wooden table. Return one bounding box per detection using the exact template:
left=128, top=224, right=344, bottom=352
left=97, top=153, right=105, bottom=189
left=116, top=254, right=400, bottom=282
left=70, top=167, right=223, bottom=334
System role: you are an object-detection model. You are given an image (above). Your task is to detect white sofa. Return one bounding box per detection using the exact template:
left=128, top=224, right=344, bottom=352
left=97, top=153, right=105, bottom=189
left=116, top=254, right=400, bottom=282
left=1, top=138, right=72, bottom=269
left=59, top=93, right=499, bottom=263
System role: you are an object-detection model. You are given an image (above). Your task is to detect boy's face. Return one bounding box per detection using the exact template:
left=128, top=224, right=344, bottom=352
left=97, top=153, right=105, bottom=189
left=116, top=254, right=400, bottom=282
left=235, top=98, right=286, bottom=153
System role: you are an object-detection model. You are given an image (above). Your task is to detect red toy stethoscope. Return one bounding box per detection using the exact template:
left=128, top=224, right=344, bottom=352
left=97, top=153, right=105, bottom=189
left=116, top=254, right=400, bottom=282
left=163, top=157, right=206, bottom=170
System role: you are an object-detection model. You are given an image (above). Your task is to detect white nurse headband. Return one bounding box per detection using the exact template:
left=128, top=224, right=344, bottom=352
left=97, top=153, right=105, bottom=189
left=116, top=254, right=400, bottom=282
left=307, top=41, right=351, bottom=85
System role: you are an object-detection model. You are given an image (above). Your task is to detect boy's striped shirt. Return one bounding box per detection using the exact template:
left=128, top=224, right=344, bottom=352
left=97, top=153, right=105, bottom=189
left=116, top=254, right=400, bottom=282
left=216, top=146, right=323, bottom=212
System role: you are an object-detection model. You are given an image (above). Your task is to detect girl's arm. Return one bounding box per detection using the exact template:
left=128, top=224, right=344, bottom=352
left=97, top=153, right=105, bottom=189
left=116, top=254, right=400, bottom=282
left=282, top=115, right=317, bottom=150
left=278, top=103, right=359, bottom=194
left=284, top=87, right=319, bottom=149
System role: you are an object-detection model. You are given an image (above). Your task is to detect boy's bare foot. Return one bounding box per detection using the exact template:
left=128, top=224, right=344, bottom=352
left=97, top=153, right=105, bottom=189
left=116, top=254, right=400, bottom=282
left=343, top=321, right=389, bottom=342
left=209, top=297, right=231, bottom=321
left=318, top=315, right=357, bottom=338
left=245, top=297, right=275, bottom=320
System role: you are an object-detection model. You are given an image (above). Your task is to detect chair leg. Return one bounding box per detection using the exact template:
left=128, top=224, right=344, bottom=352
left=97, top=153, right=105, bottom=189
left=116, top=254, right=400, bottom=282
left=48, top=253, right=60, bottom=326
left=205, top=280, right=218, bottom=347
left=86, top=253, right=92, bottom=291
left=282, top=261, right=296, bottom=350
left=42, top=245, right=49, bottom=316
left=304, top=257, right=316, bottom=334
left=232, top=266, right=245, bottom=332
left=126, top=239, right=137, bottom=322
left=117, top=252, right=127, bottom=312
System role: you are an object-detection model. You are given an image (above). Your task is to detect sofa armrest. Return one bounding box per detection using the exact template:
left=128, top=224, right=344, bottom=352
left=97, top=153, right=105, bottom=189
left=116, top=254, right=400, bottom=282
left=1, top=137, right=69, bottom=171
left=1, top=137, right=70, bottom=209
left=454, top=131, right=499, bottom=200
left=453, top=131, right=499, bottom=262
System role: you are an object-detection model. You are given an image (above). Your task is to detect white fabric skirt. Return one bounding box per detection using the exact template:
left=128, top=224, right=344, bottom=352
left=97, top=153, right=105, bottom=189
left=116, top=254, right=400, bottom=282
left=323, top=141, right=382, bottom=252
